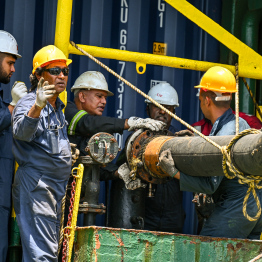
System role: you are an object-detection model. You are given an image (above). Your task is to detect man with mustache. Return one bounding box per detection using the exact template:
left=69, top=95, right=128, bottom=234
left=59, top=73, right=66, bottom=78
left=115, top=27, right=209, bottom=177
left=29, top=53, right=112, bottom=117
left=12, top=45, right=72, bottom=261
left=64, top=71, right=166, bottom=226
left=143, top=82, right=185, bottom=233
left=66, top=71, right=166, bottom=156
left=0, top=30, right=27, bottom=261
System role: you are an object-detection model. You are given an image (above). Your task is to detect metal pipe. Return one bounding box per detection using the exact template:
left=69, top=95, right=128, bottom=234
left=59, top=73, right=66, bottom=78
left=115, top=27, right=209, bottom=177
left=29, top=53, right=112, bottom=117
left=83, top=165, right=100, bottom=226
left=143, top=133, right=262, bottom=177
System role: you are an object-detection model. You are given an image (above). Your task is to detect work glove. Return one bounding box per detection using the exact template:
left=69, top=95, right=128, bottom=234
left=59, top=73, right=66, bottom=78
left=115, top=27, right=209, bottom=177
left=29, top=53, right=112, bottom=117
left=118, top=163, right=147, bottom=190
left=70, top=143, right=80, bottom=165
left=127, top=117, right=166, bottom=132
left=174, top=130, right=194, bottom=137
left=158, top=149, right=178, bottom=177
left=35, top=77, right=56, bottom=108
left=192, top=193, right=215, bottom=219
left=10, top=81, right=28, bottom=106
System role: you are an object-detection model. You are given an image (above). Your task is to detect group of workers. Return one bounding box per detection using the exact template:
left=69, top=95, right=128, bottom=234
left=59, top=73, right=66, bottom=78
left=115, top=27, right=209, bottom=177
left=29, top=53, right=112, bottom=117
left=1, top=29, right=262, bottom=261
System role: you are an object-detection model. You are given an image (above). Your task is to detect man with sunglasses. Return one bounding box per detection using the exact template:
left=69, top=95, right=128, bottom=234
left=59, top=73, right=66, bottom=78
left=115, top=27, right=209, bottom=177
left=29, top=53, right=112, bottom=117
left=158, top=66, right=262, bottom=239
left=0, top=30, right=27, bottom=262
left=12, top=45, right=72, bottom=261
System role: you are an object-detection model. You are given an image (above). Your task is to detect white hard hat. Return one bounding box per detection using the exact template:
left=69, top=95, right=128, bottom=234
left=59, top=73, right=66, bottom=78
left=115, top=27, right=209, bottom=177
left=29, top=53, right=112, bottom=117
left=71, top=71, right=114, bottom=96
left=0, top=30, right=21, bottom=58
left=145, top=82, right=179, bottom=107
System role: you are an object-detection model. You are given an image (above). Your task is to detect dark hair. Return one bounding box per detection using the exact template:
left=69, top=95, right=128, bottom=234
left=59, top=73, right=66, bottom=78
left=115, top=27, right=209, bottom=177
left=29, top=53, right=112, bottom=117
left=29, top=67, right=43, bottom=92
left=0, top=52, right=17, bottom=64
left=200, top=90, right=231, bottom=108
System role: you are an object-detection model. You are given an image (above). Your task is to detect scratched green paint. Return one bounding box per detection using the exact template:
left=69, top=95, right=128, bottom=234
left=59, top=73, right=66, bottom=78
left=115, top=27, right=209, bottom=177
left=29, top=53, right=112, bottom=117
left=73, top=227, right=262, bottom=262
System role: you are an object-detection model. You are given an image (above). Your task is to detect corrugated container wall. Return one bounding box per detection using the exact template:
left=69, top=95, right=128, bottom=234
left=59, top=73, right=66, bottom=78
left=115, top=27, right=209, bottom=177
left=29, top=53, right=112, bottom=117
left=0, top=0, right=222, bottom=234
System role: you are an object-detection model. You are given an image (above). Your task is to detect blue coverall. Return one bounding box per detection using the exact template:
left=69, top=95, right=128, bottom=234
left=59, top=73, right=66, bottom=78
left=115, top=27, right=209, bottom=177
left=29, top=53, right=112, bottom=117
left=0, top=87, right=15, bottom=261
left=180, top=109, right=262, bottom=239
left=12, top=92, right=71, bottom=262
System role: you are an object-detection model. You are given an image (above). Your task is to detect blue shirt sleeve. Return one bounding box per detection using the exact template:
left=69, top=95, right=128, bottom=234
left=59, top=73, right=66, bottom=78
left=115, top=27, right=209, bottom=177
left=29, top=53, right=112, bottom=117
left=12, top=94, right=41, bottom=142
left=180, top=173, right=224, bottom=194
left=180, top=116, right=250, bottom=194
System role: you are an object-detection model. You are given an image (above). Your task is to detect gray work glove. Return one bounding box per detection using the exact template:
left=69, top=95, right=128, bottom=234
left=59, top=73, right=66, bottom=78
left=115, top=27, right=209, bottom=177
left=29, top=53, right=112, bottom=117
left=158, top=149, right=178, bottom=177
left=10, top=81, right=28, bottom=106
left=127, top=116, right=166, bottom=132
left=35, top=77, right=56, bottom=108
left=70, top=143, right=80, bottom=165
left=118, top=163, right=147, bottom=190
left=174, top=130, right=194, bottom=137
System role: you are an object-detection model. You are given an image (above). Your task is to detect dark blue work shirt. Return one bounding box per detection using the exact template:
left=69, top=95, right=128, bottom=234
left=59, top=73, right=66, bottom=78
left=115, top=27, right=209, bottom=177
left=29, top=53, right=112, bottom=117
left=0, top=87, right=14, bottom=209
left=0, top=88, right=13, bottom=160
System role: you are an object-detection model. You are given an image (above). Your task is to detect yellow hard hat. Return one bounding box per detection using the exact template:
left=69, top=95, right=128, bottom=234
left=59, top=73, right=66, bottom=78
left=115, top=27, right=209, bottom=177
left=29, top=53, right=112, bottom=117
left=32, top=45, right=72, bottom=74
left=194, top=66, right=237, bottom=93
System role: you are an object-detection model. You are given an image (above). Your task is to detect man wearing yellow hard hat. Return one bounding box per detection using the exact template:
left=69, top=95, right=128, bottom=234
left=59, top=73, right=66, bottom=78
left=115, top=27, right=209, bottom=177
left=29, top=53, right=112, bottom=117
left=158, top=66, right=262, bottom=239
left=12, top=45, right=73, bottom=261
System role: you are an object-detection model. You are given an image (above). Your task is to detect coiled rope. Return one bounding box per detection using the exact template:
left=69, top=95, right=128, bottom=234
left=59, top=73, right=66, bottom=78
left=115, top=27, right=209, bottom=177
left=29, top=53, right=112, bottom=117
left=70, top=41, right=262, bottom=221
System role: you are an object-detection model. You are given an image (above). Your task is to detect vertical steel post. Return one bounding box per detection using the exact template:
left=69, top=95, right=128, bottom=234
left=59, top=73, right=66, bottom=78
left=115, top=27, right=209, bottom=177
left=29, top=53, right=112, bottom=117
left=54, top=0, right=73, bottom=105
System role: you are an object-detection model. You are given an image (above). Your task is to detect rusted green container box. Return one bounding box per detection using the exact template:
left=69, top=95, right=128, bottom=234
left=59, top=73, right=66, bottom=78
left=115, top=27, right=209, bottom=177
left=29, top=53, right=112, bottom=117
left=73, top=226, right=262, bottom=262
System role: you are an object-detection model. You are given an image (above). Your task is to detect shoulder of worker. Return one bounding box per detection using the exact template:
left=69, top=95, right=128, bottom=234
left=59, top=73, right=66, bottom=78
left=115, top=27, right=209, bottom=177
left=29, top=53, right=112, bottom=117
left=65, top=100, right=125, bottom=136
left=216, top=117, right=250, bottom=136
left=65, top=100, right=77, bottom=120
left=236, top=111, right=262, bottom=129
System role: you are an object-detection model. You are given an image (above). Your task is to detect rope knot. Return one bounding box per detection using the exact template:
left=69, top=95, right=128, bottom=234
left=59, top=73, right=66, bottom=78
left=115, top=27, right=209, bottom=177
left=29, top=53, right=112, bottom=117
left=221, top=129, right=262, bottom=221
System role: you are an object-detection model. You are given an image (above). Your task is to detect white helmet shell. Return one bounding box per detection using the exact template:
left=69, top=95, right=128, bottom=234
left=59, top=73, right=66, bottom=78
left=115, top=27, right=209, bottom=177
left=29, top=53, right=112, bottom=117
left=71, top=71, right=113, bottom=96
left=0, top=30, right=21, bottom=58
left=145, top=82, right=179, bottom=107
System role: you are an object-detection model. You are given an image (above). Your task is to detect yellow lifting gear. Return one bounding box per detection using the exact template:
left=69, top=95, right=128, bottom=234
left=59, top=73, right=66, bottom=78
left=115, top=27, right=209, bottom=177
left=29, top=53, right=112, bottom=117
left=54, top=0, right=262, bottom=80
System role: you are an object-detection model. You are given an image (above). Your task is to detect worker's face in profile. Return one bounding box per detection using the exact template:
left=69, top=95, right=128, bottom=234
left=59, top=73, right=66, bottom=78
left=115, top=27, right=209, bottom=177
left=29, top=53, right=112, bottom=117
left=147, top=103, right=174, bottom=128
left=39, top=61, right=68, bottom=94
left=0, top=53, right=16, bottom=84
left=79, top=89, right=108, bottom=116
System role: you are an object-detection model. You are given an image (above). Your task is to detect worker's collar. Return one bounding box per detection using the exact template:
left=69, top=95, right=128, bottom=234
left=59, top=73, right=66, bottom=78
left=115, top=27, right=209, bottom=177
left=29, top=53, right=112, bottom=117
left=210, top=108, right=234, bottom=136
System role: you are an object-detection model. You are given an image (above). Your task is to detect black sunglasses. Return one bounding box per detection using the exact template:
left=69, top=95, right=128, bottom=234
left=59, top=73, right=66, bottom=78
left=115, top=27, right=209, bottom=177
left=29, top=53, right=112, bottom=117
left=43, top=67, right=69, bottom=76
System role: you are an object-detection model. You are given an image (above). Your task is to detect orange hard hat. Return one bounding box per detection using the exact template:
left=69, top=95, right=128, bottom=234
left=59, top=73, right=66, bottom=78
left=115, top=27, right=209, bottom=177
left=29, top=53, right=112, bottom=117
left=32, top=45, right=72, bottom=74
left=194, top=66, right=237, bottom=93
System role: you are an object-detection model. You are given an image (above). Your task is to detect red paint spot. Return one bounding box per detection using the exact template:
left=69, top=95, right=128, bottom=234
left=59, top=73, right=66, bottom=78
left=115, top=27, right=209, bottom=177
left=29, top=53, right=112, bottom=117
left=109, top=230, right=125, bottom=261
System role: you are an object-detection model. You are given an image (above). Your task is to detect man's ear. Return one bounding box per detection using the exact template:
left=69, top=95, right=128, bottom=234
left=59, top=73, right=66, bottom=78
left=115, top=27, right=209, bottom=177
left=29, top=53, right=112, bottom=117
left=78, top=91, right=85, bottom=103
left=205, top=96, right=211, bottom=106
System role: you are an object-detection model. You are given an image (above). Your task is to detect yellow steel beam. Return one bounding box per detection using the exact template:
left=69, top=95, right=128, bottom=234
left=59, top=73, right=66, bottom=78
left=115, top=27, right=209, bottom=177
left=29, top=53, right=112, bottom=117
left=54, top=0, right=73, bottom=57
left=165, top=0, right=262, bottom=80
left=68, top=42, right=236, bottom=75
left=54, top=0, right=73, bottom=105
left=54, top=0, right=262, bottom=80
